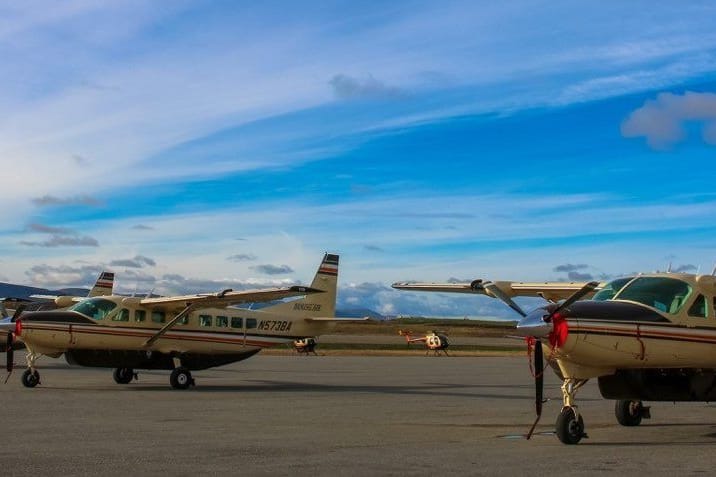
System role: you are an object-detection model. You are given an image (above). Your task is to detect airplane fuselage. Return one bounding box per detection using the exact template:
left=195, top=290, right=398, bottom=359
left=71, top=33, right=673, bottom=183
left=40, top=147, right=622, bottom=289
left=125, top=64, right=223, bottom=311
left=15, top=301, right=335, bottom=370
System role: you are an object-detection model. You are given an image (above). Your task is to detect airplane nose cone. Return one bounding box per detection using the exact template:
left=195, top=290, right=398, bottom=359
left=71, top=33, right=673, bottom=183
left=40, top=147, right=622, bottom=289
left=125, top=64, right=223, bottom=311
left=515, top=308, right=552, bottom=339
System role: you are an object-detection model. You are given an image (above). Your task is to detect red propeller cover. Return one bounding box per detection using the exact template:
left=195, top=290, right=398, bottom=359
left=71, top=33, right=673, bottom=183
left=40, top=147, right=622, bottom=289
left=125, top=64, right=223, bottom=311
left=548, top=313, right=568, bottom=348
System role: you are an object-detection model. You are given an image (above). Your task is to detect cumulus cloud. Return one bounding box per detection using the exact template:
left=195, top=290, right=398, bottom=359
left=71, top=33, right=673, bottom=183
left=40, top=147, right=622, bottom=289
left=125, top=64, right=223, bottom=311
left=227, top=253, right=257, bottom=262
left=621, top=91, right=716, bottom=149
left=31, top=195, right=103, bottom=207
left=250, top=264, right=294, bottom=275
left=20, top=235, right=99, bottom=247
left=109, top=255, right=156, bottom=268
left=329, top=74, right=402, bottom=100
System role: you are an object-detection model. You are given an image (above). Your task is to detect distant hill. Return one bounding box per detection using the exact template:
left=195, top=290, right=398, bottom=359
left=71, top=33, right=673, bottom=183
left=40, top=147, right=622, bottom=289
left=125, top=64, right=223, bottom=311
left=0, top=282, right=88, bottom=299
left=336, top=308, right=385, bottom=320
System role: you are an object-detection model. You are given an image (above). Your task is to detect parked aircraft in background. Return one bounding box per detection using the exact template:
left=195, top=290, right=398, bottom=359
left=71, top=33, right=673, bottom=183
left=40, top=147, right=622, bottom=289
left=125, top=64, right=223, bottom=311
left=398, top=329, right=449, bottom=356
left=1, top=254, right=354, bottom=390
left=394, top=273, right=716, bottom=444
left=293, top=337, right=318, bottom=355
left=1, top=271, right=115, bottom=352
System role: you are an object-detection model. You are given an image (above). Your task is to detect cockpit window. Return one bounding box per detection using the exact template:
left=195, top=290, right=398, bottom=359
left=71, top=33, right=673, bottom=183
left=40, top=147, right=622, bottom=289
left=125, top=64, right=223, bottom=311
left=614, top=277, right=693, bottom=314
left=69, top=298, right=118, bottom=320
left=688, top=295, right=707, bottom=318
left=592, top=277, right=633, bottom=301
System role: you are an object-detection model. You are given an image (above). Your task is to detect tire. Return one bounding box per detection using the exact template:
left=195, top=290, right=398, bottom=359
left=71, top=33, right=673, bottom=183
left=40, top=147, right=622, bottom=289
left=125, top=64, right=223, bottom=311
left=615, top=400, right=643, bottom=426
left=21, top=369, right=40, bottom=388
left=170, top=367, right=192, bottom=390
left=556, top=407, right=585, bottom=445
left=113, top=367, right=134, bottom=384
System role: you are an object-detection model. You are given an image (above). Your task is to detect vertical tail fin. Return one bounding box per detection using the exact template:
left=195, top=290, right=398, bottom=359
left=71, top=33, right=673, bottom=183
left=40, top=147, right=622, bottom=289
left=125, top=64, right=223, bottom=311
left=88, top=271, right=115, bottom=297
left=262, top=253, right=339, bottom=318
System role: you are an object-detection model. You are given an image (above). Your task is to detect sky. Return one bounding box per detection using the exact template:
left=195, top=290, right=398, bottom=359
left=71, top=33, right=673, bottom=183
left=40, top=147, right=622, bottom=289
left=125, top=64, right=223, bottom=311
left=2, top=1, right=716, bottom=319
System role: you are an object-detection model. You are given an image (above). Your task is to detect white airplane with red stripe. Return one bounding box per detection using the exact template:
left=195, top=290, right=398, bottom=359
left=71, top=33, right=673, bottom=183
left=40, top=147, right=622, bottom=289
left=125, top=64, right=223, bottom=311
left=1, top=254, right=346, bottom=390
left=395, top=272, right=716, bottom=444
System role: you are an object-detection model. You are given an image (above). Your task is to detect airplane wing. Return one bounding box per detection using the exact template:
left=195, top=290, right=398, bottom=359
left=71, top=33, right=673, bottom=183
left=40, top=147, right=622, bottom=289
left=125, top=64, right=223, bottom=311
left=139, top=285, right=322, bottom=310
left=140, top=285, right=322, bottom=347
left=393, top=280, right=604, bottom=302
left=304, top=317, right=371, bottom=322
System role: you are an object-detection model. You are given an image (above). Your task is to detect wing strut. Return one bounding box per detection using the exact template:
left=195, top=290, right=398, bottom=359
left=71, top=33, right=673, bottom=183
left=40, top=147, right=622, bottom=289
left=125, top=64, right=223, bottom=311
left=143, top=303, right=196, bottom=347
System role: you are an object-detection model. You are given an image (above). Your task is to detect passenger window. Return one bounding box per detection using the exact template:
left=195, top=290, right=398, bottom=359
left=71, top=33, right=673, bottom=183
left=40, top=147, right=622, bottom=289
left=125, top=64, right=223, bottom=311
left=246, top=318, right=257, bottom=329
left=176, top=314, right=189, bottom=325
left=216, top=316, right=228, bottom=327
left=688, top=295, right=707, bottom=318
left=200, top=315, right=212, bottom=327
left=134, top=310, right=146, bottom=322
left=113, top=308, right=130, bottom=322
left=151, top=310, right=166, bottom=324
left=231, top=317, right=243, bottom=329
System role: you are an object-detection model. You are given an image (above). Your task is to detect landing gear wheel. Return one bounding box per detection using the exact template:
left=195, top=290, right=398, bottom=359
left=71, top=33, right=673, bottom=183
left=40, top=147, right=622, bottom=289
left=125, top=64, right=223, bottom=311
left=556, top=407, right=585, bottom=445
left=113, top=367, right=135, bottom=384
left=615, top=400, right=644, bottom=426
left=170, top=367, right=193, bottom=390
left=21, top=369, right=40, bottom=388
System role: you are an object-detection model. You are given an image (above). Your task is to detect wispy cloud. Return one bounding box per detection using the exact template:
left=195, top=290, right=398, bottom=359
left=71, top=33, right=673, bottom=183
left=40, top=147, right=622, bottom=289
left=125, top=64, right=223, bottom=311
left=20, top=235, right=99, bottom=248
left=31, top=195, right=103, bottom=207
left=227, top=254, right=257, bottom=262
left=26, top=223, right=75, bottom=235
left=329, top=74, right=403, bottom=100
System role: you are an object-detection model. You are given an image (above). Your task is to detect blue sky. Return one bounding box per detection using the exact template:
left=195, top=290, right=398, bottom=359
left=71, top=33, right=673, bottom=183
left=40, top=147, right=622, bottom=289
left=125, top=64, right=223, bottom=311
left=2, top=1, right=716, bottom=318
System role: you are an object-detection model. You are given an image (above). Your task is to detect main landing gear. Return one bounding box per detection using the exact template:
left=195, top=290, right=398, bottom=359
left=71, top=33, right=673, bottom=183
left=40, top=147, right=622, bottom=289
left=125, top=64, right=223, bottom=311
left=113, top=367, right=137, bottom=384
left=556, top=378, right=589, bottom=444
left=169, top=367, right=195, bottom=390
left=615, top=399, right=650, bottom=427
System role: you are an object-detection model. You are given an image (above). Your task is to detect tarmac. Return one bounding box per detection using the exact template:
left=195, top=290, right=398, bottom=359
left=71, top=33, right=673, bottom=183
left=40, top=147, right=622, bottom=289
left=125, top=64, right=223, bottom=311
left=2, top=354, right=716, bottom=476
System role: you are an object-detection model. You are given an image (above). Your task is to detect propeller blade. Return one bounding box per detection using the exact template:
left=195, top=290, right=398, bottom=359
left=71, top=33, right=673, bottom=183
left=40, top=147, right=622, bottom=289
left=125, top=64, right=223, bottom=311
left=6, top=332, right=13, bottom=373
left=551, top=281, right=599, bottom=317
left=482, top=283, right=527, bottom=317
left=11, top=305, right=25, bottom=322
left=526, top=339, right=544, bottom=439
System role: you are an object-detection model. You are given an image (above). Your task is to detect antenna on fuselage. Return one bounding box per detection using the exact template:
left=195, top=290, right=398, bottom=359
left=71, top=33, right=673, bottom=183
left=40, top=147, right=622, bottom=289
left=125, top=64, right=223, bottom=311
left=667, top=261, right=672, bottom=273
left=711, top=263, right=716, bottom=276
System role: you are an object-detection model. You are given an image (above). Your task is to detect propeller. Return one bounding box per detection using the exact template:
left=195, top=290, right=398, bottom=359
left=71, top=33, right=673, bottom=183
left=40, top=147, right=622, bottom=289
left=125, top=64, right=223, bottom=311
left=5, top=305, right=25, bottom=375
left=483, top=281, right=599, bottom=439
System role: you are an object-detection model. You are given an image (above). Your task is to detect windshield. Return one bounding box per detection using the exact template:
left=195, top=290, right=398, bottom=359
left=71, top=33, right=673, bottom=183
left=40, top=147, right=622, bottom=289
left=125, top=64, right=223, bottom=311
left=592, top=277, right=633, bottom=301
left=614, top=277, right=693, bottom=314
left=69, top=298, right=118, bottom=320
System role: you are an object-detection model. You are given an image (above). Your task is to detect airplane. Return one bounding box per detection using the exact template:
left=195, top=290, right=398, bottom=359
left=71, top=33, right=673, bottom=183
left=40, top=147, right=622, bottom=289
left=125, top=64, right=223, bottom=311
left=0, top=271, right=116, bottom=351
left=398, top=329, right=450, bottom=356
left=394, top=273, right=716, bottom=444
left=1, top=253, right=348, bottom=390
